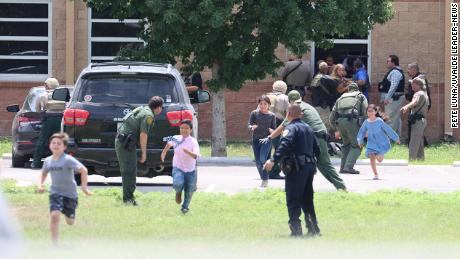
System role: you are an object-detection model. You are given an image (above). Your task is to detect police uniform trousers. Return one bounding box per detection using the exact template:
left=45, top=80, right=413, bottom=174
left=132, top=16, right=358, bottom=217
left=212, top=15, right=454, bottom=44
left=32, top=114, right=62, bottom=167
left=115, top=138, right=138, bottom=202
left=316, top=136, right=346, bottom=190
left=409, top=118, right=426, bottom=160
left=285, top=163, right=319, bottom=232
left=336, top=118, right=361, bottom=171
left=315, top=106, right=333, bottom=134
left=269, top=118, right=284, bottom=177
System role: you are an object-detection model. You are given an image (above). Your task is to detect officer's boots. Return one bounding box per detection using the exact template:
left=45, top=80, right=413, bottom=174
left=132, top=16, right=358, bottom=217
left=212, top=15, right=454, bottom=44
left=305, top=215, right=321, bottom=237
left=289, top=222, right=303, bottom=237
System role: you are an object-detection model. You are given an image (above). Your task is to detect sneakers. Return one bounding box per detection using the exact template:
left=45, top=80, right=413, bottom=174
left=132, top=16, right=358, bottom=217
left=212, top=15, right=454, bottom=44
left=181, top=207, right=189, bottom=214
left=260, top=180, right=268, bottom=188
left=175, top=192, right=182, bottom=204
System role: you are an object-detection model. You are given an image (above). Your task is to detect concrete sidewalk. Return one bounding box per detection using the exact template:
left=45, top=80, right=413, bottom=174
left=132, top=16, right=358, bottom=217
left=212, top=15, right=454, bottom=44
left=2, top=152, right=407, bottom=166
left=3, top=152, right=459, bottom=167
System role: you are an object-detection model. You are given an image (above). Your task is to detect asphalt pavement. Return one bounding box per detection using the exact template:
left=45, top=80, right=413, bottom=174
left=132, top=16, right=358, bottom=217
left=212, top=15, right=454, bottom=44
left=1, top=156, right=459, bottom=194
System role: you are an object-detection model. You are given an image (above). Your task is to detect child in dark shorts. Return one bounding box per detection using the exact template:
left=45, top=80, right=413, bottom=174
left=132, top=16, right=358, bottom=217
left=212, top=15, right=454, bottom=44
left=37, top=133, right=92, bottom=244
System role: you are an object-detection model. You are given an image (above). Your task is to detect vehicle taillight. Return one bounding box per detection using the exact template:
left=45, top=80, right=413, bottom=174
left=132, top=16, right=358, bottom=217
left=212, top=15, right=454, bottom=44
left=63, top=109, right=90, bottom=125
left=18, top=115, right=39, bottom=127
left=166, top=110, right=194, bottom=126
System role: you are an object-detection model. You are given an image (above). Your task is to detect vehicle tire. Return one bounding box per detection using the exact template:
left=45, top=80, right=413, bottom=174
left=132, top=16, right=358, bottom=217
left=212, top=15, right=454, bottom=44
left=74, top=173, right=82, bottom=186
left=11, top=149, right=27, bottom=168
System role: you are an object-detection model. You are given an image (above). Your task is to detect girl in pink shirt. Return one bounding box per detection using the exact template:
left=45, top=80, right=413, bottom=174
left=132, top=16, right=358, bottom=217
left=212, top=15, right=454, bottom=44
left=161, top=120, right=200, bottom=214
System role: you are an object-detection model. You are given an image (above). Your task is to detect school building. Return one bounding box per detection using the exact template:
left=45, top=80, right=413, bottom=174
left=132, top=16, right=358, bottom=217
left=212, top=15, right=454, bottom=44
left=0, top=0, right=458, bottom=142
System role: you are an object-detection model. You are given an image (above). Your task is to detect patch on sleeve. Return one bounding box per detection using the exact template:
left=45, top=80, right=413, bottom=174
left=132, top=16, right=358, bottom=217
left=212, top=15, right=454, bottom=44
left=146, top=116, right=154, bottom=126
left=282, top=129, right=289, bottom=137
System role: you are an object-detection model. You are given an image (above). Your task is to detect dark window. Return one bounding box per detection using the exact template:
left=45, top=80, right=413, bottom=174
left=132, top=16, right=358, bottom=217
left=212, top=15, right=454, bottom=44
left=0, top=22, right=48, bottom=37
left=92, top=22, right=141, bottom=38
left=91, top=7, right=140, bottom=19
left=315, top=44, right=368, bottom=78
left=0, top=59, right=47, bottom=74
left=0, top=3, right=48, bottom=18
left=0, top=41, right=48, bottom=56
left=325, top=33, right=368, bottom=40
left=91, top=42, right=144, bottom=57
left=78, top=75, right=180, bottom=104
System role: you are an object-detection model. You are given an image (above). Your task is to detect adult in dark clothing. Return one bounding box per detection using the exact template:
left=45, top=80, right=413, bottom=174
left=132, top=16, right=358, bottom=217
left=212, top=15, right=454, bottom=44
left=405, top=62, right=431, bottom=110
left=310, top=61, right=337, bottom=133
left=31, top=78, right=65, bottom=169
left=264, top=104, right=321, bottom=237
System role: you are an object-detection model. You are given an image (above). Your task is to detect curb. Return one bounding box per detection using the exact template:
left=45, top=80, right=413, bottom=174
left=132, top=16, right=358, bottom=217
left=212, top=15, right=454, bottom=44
left=197, top=157, right=408, bottom=167
left=2, top=153, right=408, bottom=167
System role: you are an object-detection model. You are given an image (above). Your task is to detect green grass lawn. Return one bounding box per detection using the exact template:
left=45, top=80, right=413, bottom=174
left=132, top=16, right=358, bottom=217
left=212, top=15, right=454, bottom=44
left=3, top=180, right=460, bottom=243
left=3, top=180, right=460, bottom=258
left=1, top=138, right=458, bottom=164
left=0, top=136, right=11, bottom=156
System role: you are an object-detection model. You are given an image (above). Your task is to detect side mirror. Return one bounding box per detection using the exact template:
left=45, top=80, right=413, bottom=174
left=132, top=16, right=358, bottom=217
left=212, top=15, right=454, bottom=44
left=52, top=88, right=70, bottom=102
left=6, top=104, right=19, bottom=113
left=196, top=90, right=211, bottom=103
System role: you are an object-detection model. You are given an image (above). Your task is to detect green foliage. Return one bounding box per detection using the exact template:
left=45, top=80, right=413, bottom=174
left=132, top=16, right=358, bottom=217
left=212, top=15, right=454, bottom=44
left=85, top=0, right=394, bottom=92
left=0, top=136, right=11, bottom=155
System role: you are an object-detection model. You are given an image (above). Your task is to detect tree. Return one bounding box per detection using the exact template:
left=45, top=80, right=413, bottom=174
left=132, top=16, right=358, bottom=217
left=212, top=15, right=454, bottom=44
left=85, top=0, right=394, bottom=156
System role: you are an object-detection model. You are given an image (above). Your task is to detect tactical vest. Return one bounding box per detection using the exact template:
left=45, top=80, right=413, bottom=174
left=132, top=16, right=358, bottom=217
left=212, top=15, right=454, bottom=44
left=45, top=90, right=66, bottom=112
left=378, top=67, right=405, bottom=93
left=311, top=73, right=334, bottom=108
left=336, top=91, right=364, bottom=116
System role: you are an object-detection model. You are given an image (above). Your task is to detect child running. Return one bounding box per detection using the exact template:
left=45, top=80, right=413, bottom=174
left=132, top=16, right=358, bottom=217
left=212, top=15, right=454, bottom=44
left=161, top=120, right=200, bottom=214
left=248, top=95, right=276, bottom=188
left=37, top=132, right=92, bottom=245
left=357, top=104, right=400, bottom=180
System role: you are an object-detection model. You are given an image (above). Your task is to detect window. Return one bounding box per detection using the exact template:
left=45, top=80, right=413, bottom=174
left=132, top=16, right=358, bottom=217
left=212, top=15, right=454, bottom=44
left=0, top=0, right=51, bottom=81
left=310, top=32, right=371, bottom=80
left=88, top=8, right=143, bottom=63
left=78, top=74, right=180, bottom=104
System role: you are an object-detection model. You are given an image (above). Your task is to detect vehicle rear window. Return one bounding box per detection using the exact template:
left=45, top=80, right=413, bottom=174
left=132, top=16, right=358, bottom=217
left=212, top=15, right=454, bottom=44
left=77, top=74, right=180, bottom=104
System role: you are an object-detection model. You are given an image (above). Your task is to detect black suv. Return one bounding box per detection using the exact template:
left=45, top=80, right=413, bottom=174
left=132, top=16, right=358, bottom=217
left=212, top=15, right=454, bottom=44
left=7, top=86, right=73, bottom=167
left=53, top=62, right=210, bottom=182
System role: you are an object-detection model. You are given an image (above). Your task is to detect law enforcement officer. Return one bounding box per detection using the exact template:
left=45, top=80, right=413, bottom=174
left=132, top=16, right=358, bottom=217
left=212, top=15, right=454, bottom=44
left=115, top=96, right=164, bottom=205
left=264, top=104, right=321, bottom=237
left=279, top=55, right=312, bottom=99
left=31, top=78, right=65, bottom=169
left=329, top=83, right=368, bottom=174
left=261, top=90, right=347, bottom=191
left=310, top=61, right=336, bottom=134
left=378, top=55, right=405, bottom=136
left=265, top=80, right=289, bottom=179
left=400, top=77, right=429, bottom=160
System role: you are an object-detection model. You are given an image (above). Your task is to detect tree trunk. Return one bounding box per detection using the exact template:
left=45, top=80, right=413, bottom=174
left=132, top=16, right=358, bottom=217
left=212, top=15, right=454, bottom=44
left=211, top=60, right=227, bottom=157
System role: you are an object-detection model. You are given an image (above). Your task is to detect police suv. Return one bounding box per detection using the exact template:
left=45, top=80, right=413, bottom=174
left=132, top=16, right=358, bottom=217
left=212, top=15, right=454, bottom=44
left=53, top=62, right=210, bottom=183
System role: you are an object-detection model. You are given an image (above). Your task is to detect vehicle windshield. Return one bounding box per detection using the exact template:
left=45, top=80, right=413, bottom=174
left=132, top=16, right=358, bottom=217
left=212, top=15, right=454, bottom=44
left=77, top=74, right=180, bottom=104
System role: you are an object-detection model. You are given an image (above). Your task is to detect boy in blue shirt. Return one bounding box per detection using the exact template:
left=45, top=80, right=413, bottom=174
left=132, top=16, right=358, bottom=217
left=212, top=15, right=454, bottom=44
left=37, top=133, right=92, bottom=244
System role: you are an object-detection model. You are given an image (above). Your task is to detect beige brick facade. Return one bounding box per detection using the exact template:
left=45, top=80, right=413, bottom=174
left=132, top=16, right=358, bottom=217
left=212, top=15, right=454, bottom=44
left=1, top=0, right=458, bottom=141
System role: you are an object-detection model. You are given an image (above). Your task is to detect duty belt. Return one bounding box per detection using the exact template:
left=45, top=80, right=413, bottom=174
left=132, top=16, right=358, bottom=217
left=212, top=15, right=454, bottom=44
left=336, top=114, right=359, bottom=119
left=296, top=154, right=316, bottom=164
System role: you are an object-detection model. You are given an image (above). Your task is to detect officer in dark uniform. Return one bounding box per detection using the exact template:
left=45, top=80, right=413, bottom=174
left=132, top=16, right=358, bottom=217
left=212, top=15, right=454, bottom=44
left=264, top=104, right=321, bottom=237
left=115, top=96, right=164, bottom=205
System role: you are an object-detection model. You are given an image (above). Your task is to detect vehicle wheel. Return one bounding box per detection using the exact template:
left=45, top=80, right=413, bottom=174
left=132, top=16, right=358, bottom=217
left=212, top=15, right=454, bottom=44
left=74, top=173, right=82, bottom=186
left=11, top=149, right=27, bottom=168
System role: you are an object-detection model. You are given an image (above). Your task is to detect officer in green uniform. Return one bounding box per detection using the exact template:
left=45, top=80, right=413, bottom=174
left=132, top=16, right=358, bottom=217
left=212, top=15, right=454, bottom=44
left=32, top=78, right=65, bottom=169
left=115, top=96, right=164, bottom=205
left=329, top=83, right=368, bottom=174
left=262, top=90, right=347, bottom=191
